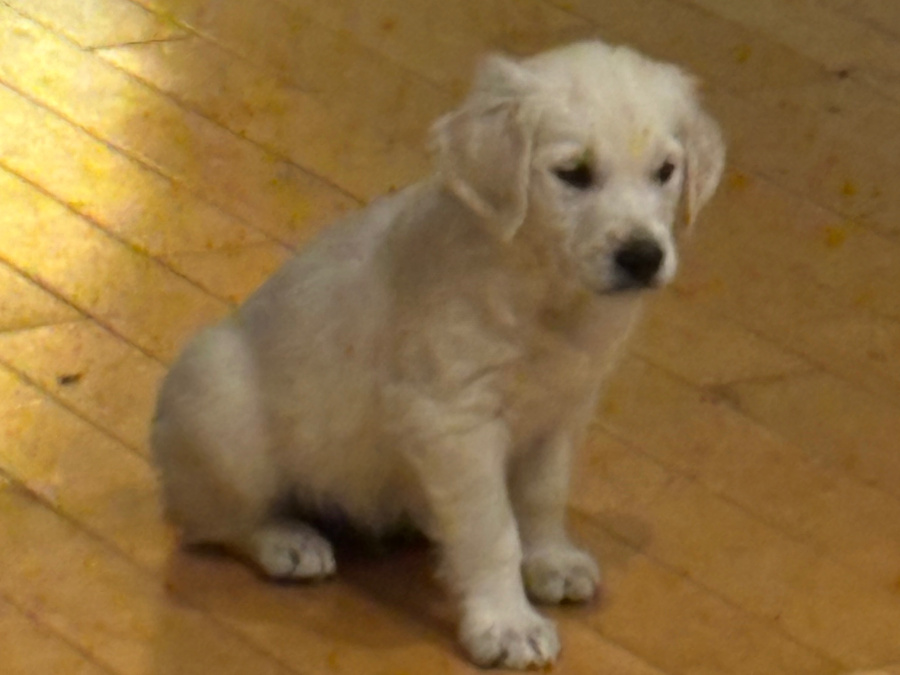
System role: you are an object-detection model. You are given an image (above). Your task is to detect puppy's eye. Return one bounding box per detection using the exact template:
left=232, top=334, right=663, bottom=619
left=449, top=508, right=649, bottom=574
left=554, top=162, right=594, bottom=190
left=655, top=160, right=676, bottom=184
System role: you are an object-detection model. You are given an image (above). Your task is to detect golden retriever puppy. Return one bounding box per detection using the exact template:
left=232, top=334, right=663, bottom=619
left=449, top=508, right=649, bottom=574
left=152, top=40, right=725, bottom=669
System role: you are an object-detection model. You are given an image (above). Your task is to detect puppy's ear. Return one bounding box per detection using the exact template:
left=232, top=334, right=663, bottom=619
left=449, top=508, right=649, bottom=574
left=430, top=56, right=536, bottom=241
left=680, top=103, right=725, bottom=231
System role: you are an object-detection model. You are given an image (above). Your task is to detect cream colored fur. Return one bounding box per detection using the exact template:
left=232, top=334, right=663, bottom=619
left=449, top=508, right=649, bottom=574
left=151, top=40, right=725, bottom=669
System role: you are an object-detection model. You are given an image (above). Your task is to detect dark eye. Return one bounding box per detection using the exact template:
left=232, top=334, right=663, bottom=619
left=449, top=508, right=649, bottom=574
left=554, top=162, right=594, bottom=190
left=655, top=160, right=676, bottom=184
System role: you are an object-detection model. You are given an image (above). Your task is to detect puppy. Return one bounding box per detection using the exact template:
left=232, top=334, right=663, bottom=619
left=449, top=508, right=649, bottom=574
left=152, top=40, right=724, bottom=669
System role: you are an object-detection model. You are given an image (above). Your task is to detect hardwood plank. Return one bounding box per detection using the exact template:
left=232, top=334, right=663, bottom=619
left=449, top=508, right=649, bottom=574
left=22, top=0, right=447, bottom=199
left=266, top=0, right=828, bottom=95
left=0, top=83, right=275, bottom=301
left=2, top=0, right=184, bottom=49
left=675, top=270, right=900, bottom=410
left=694, top=168, right=900, bottom=321
left=572, top=514, right=838, bottom=675
left=601, top=356, right=900, bottom=591
left=827, top=0, right=900, bottom=39
left=0, top=262, right=81, bottom=332
left=0, top=6, right=357, bottom=242
left=726, top=371, right=900, bottom=510
left=680, top=0, right=900, bottom=104
left=681, top=0, right=900, bottom=69
left=0, top=365, right=171, bottom=570
left=0, top=595, right=111, bottom=675
left=631, top=293, right=812, bottom=387
left=269, top=0, right=594, bottom=91
left=0, top=321, right=164, bottom=451
left=0, top=483, right=296, bottom=675
left=543, top=0, right=826, bottom=90
left=672, top=171, right=900, bottom=406
left=705, top=83, right=900, bottom=238
left=843, top=666, right=900, bottom=675
left=165, top=242, right=292, bottom=306
left=0, top=167, right=227, bottom=362
left=127, top=0, right=454, bottom=136
left=573, top=431, right=900, bottom=669
left=98, top=33, right=434, bottom=200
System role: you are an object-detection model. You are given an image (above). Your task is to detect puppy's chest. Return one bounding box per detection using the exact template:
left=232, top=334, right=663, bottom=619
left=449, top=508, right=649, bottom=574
left=501, top=325, right=605, bottom=427
left=500, top=297, right=637, bottom=428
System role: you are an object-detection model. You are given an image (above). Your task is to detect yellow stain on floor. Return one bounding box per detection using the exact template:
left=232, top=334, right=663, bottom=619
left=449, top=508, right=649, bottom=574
left=824, top=224, right=849, bottom=249
left=728, top=170, right=750, bottom=190
left=842, top=180, right=859, bottom=197
left=734, top=44, right=753, bottom=63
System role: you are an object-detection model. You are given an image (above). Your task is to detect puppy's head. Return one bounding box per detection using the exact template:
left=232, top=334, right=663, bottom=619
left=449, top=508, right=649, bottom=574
left=431, top=41, right=725, bottom=294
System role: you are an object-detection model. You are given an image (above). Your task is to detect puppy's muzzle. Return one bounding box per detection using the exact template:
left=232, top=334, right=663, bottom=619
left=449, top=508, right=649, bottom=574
left=614, top=237, right=664, bottom=288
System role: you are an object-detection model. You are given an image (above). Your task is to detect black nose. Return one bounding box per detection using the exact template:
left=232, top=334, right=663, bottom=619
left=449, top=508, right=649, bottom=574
left=614, top=238, right=664, bottom=285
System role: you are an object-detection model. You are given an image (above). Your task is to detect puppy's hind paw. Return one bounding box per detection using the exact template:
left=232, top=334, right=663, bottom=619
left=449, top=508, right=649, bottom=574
left=460, top=605, right=560, bottom=670
left=523, top=545, right=600, bottom=605
left=247, top=521, right=336, bottom=581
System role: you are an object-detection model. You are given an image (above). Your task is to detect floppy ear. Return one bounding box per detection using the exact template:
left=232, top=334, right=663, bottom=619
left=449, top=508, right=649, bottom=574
left=430, top=56, right=536, bottom=241
left=680, top=105, right=726, bottom=231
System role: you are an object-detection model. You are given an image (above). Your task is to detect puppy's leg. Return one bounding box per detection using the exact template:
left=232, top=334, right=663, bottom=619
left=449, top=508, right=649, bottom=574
left=153, top=324, right=335, bottom=581
left=406, top=421, right=559, bottom=670
left=510, top=432, right=600, bottom=605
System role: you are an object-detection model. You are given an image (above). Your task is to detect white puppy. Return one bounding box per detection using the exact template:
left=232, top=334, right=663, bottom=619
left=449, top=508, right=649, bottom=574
left=152, top=40, right=724, bottom=669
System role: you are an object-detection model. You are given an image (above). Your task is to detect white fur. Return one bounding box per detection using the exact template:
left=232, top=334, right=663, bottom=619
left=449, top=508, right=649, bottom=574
left=151, top=40, right=724, bottom=669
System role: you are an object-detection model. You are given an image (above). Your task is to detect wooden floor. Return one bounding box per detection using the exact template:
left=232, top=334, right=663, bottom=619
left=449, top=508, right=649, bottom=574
left=2, top=0, right=900, bottom=673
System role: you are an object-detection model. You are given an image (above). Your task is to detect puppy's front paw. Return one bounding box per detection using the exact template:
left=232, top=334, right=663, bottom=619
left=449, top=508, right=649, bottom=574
left=523, top=545, right=600, bottom=604
left=460, top=604, right=560, bottom=670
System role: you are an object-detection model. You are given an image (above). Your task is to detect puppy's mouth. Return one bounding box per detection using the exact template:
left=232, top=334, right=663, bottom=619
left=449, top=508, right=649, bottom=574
left=595, top=277, right=661, bottom=296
